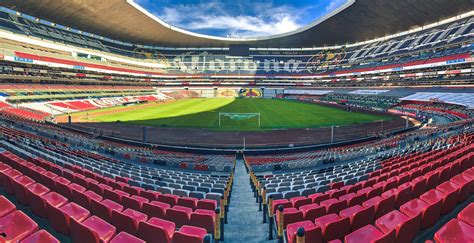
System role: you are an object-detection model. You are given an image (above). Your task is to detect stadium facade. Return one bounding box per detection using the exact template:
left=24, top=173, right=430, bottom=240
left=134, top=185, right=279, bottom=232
left=0, top=1, right=473, bottom=243
left=0, top=1, right=470, bottom=86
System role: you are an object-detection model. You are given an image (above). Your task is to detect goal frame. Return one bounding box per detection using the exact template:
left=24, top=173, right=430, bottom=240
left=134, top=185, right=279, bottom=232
left=218, top=112, right=261, bottom=127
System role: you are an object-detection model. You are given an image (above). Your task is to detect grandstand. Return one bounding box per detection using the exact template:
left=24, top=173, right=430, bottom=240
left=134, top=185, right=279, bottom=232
left=0, top=1, right=472, bottom=243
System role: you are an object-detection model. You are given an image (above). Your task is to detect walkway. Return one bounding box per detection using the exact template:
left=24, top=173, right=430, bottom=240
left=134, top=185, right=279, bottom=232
left=225, top=159, right=276, bottom=242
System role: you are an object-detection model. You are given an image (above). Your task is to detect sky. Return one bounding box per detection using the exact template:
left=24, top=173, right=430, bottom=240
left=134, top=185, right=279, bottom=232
left=134, top=0, right=348, bottom=38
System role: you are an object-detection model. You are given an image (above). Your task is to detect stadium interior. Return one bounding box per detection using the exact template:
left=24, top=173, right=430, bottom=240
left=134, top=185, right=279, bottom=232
left=0, top=0, right=473, bottom=242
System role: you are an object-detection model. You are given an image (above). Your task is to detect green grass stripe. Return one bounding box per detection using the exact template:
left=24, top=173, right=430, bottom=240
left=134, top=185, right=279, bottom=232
left=90, top=98, right=392, bottom=131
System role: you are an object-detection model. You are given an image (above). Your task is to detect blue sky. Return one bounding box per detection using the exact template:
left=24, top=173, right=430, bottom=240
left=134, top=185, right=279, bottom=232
left=134, top=0, right=348, bottom=38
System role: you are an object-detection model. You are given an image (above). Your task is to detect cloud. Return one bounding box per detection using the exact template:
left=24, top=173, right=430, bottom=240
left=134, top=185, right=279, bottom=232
left=325, top=0, right=348, bottom=12
left=135, top=0, right=348, bottom=38
left=157, top=1, right=303, bottom=38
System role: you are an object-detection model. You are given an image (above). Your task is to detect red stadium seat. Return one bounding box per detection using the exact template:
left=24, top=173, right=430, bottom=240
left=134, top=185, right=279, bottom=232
left=172, top=225, right=207, bottom=243
left=158, top=194, right=180, bottom=207
left=434, top=219, right=474, bottom=243
left=339, top=192, right=366, bottom=207
left=91, top=199, right=124, bottom=222
left=40, top=171, right=58, bottom=184
left=362, top=195, right=395, bottom=219
left=339, top=205, right=375, bottom=231
left=457, top=203, right=474, bottom=227
left=75, top=176, right=90, bottom=188
left=394, top=183, right=413, bottom=208
left=104, top=188, right=129, bottom=203
left=286, top=220, right=322, bottom=243
left=344, top=224, right=396, bottom=243
left=367, top=185, right=384, bottom=199
left=108, top=180, right=127, bottom=190
left=140, top=190, right=161, bottom=201
left=34, top=191, right=68, bottom=218
left=375, top=210, right=421, bottom=243
left=326, top=189, right=345, bottom=199
left=57, top=182, right=85, bottom=200
left=299, top=203, right=326, bottom=222
left=449, top=161, right=461, bottom=178
left=436, top=181, right=460, bottom=215
left=142, top=201, right=170, bottom=219
left=308, top=193, right=330, bottom=204
left=318, top=198, right=345, bottom=214
left=420, top=188, right=445, bottom=208
left=451, top=174, right=474, bottom=203
left=70, top=216, right=116, bottom=243
left=177, top=196, right=199, bottom=210
left=355, top=187, right=371, bottom=198
left=411, top=177, right=427, bottom=198
left=425, top=171, right=440, bottom=191
left=138, top=217, right=175, bottom=243
left=190, top=209, right=216, bottom=233
left=377, top=178, right=397, bottom=192
left=26, top=183, right=50, bottom=202
left=197, top=199, right=217, bottom=210
left=314, top=213, right=350, bottom=242
left=290, top=196, right=312, bottom=209
left=0, top=211, right=38, bottom=242
left=438, top=166, right=451, bottom=184
left=12, top=175, right=35, bottom=205
left=330, top=181, right=344, bottom=190
left=272, top=199, right=292, bottom=215
left=0, top=195, right=16, bottom=218
left=397, top=173, right=411, bottom=186
left=42, top=176, right=65, bottom=193
left=123, top=186, right=145, bottom=197
left=341, top=184, right=362, bottom=194
left=72, top=190, right=103, bottom=210
left=111, top=208, right=148, bottom=236
left=1, top=168, right=22, bottom=194
left=19, top=229, right=59, bottom=243
left=0, top=162, right=12, bottom=177
left=122, top=195, right=149, bottom=211
left=61, top=170, right=75, bottom=183
left=89, top=183, right=113, bottom=195
left=277, top=207, right=304, bottom=230
left=400, top=198, right=442, bottom=229
left=47, top=202, right=90, bottom=234
left=110, top=232, right=145, bottom=243
left=165, top=205, right=193, bottom=228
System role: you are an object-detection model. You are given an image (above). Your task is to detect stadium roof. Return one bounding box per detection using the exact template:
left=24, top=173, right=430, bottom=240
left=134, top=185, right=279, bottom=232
left=1, top=0, right=473, bottom=48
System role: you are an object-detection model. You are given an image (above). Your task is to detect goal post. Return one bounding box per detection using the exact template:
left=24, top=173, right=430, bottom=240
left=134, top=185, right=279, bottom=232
left=218, top=112, right=261, bottom=127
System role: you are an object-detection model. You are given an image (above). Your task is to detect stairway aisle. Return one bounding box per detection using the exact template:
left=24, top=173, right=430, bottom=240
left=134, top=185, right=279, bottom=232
left=225, top=159, right=275, bottom=242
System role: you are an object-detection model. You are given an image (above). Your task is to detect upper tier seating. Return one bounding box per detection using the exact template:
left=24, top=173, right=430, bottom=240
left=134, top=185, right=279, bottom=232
left=318, top=94, right=400, bottom=110
left=0, top=7, right=472, bottom=78
left=1, top=107, right=50, bottom=121
left=0, top=102, right=11, bottom=109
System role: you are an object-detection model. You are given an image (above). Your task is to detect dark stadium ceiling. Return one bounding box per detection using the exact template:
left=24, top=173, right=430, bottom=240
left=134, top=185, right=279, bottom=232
left=1, top=0, right=473, bottom=48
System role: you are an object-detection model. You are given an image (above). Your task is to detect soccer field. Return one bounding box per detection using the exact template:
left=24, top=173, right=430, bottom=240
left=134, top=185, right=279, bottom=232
left=86, top=98, right=391, bottom=131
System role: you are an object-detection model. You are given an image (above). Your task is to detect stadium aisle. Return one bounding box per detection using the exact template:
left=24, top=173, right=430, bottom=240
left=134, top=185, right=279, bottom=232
left=225, top=159, right=276, bottom=242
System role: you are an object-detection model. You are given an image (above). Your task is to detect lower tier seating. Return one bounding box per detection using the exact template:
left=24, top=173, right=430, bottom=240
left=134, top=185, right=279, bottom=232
left=253, top=132, right=473, bottom=242
left=430, top=202, right=474, bottom=243
left=0, top=195, right=59, bottom=242
left=0, top=147, right=221, bottom=242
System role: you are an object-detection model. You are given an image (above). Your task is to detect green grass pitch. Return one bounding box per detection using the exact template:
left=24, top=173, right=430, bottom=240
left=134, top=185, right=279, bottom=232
left=90, top=98, right=391, bottom=131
